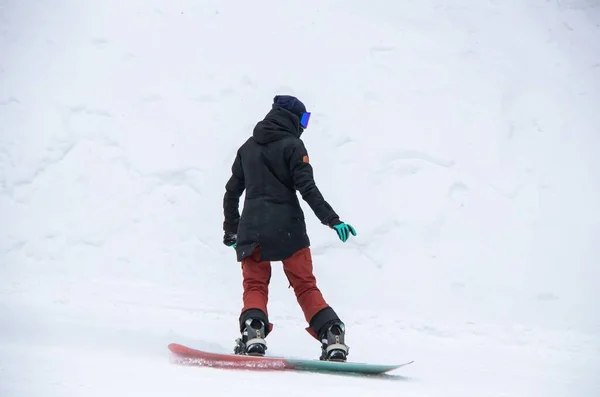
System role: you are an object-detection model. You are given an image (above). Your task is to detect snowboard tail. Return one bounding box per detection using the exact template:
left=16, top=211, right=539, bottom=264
left=168, top=343, right=413, bottom=375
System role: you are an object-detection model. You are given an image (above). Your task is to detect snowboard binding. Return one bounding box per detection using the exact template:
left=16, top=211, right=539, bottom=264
left=319, top=321, right=349, bottom=362
left=233, top=318, right=267, bottom=356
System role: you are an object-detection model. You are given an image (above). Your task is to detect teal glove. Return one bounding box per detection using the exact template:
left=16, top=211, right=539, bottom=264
left=332, top=221, right=357, bottom=242
left=223, top=231, right=237, bottom=249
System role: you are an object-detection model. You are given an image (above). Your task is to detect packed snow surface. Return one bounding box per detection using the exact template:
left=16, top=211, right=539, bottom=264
left=1, top=1, right=599, bottom=396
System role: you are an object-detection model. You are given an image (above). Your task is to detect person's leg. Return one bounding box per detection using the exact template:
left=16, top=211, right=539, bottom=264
left=281, top=247, right=328, bottom=323
left=236, top=247, right=271, bottom=355
left=282, top=247, right=349, bottom=361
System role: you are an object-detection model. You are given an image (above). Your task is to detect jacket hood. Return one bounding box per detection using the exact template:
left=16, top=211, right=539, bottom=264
left=252, top=106, right=303, bottom=144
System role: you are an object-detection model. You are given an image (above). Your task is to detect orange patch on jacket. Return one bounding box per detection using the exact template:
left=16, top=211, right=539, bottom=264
left=302, top=155, right=309, bottom=163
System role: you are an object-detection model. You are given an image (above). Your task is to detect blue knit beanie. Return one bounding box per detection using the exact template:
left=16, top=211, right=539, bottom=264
left=273, top=95, right=307, bottom=120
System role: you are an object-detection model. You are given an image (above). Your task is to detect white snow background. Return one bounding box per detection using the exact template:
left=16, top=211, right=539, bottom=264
left=1, top=1, right=599, bottom=396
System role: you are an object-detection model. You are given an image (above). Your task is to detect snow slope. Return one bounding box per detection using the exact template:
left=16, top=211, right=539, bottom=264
left=1, top=0, right=600, bottom=396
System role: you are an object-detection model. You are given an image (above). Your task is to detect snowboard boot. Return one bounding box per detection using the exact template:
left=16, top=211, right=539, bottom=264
left=318, top=321, right=349, bottom=362
left=234, top=318, right=267, bottom=356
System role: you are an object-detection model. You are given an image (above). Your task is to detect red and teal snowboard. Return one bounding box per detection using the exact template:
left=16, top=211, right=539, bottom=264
left=168, top=343, right=413, bottom=375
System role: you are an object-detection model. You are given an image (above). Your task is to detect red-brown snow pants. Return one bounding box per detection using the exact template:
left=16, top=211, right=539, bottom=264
left=241, top=246, right=330, bottom=325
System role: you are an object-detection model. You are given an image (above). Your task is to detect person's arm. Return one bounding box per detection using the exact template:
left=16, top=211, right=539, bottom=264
left=223, top=150, right=245, bottom=235
left=287, top=140, right=339, bottom=226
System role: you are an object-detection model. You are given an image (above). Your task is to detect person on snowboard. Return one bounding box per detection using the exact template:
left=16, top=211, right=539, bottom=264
left=222, top=95, right=357, bottom=361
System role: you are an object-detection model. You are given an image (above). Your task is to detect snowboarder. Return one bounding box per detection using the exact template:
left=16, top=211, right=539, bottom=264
left=222, top=95, right=357, bottom=361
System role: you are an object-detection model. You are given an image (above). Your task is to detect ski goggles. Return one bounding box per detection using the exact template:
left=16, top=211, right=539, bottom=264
left=300, top=112, right=311, bottom=129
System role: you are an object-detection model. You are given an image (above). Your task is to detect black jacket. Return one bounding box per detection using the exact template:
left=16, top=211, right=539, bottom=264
left=223, top=105, right=339, bottom=261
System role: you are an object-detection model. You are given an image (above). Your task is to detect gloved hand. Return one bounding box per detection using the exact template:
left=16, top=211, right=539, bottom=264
left=329, top=219, right=357, bottom=242
left=223, top=231, right=237, bottom=248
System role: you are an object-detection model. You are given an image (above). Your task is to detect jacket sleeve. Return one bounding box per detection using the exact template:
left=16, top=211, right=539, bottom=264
left=287, top=140, right=339, bottom=227
left=223, top=149, right=245, bottom=233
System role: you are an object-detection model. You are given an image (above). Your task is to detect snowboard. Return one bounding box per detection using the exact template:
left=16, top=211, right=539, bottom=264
left=168, top=343, right=413, bottom=375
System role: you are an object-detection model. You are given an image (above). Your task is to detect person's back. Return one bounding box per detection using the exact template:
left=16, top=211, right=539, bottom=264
left=222, top=95, right=357, bottom=361
left=225, top=96, right=339, bottom=262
